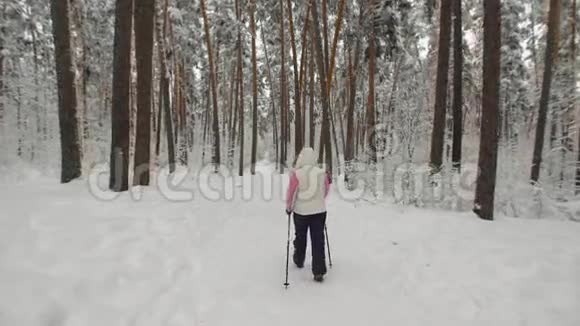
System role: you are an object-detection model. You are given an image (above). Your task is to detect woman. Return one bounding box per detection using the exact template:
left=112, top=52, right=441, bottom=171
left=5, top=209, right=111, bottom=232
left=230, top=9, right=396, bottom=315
left=286, top=147, right=331, bottom=282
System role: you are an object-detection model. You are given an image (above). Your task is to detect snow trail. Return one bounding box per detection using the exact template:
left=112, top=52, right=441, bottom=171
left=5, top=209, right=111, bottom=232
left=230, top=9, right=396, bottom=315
left=1, top=165, right=579, bottom=326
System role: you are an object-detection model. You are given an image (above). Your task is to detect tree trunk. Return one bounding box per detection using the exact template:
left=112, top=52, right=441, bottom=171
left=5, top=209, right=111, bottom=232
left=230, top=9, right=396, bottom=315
left=50, top=0, right=82, bottom=183
left=32, top=22, right=45, bottom=161
left=236, top=0, right=244, bottom=176
left=473, top=0, right=501, bottom=221
left=200, top=0, right=221, bottom=169
left=286, top=0, right=303, bottom=157
left=571, top=0, right=580, bottom=194
left=531, top=0, right=561, bottom=183
left=321, top=0, right=329, bottom=73
left=155, top=78, right=163, bottom=156
left=133, top=0, right=155, bottom=185
left=228, top=65, right=236, bottom=138
left=160, top=0, right=176, bottom=172
left=325, top=0, right=346, bottom=173
left=280, top=0, right=287, bottom=172
left=344, top=3, right=364, bottom=173
left=451, top=0, right=463, bottom=171
left=367, top=0, right=377, bottom=164
left=202, top=84, right=210, bottom=163
left=229, top=59, right=239, bottom=167
left=109, top=0, right=133, bottom=191
left=298, top=1, right=313, bottom=146
left=311, top=0, right=332, bottom=173
left=326, top=0, right=346, bottom=98
left=429, top=0, right=452, bottom=171
left=344, top=45, right=359, bottom=186
left=250, top=0, right=258, bottom=174
left=301, top=40, right=309, bottom=147
left=0, top=13, right=3, bottom=127
left=16, top=63, right=23, bottom=158
left=309, top=35, right=315, bottom=148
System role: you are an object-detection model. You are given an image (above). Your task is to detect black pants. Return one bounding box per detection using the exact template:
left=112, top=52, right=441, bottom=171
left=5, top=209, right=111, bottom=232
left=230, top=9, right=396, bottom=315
left=293, top=212, right=327, bottom=276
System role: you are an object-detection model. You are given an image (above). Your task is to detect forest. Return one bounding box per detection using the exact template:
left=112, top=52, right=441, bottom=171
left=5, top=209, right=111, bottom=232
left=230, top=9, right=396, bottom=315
left=0, top=0, right=579, bottom=220
left=1, top=1, right=580, bottom=325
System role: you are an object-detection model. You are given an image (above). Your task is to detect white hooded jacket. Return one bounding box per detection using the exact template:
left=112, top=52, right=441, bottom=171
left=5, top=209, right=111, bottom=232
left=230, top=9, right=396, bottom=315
left=286, top=148, right=330, bottom=215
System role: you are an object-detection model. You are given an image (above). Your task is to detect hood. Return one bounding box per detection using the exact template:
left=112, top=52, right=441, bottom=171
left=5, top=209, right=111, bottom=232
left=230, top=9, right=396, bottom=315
left=295, top=147, right=317, bottom=168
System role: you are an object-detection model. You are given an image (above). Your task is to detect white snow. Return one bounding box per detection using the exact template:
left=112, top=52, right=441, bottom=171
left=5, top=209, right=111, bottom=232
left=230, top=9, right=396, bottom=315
left=1, top=162, right=579, bottom=326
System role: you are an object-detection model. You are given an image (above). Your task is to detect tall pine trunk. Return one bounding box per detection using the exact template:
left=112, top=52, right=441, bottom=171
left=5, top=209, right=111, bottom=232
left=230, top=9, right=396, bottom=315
left=473, top=0, right=501, bottom=221
left=250, top=0, right=258, bottom=175
left=298, top=2, right=312, bottom=147
left=50, top=0, right=82, bottom=183
left=344, top=43, right=359, bottom=187
left=311, top=0, right=332, bottom=173
left=133, top=0, right=155, bottom=185
left=367, top=0, right=377, bottom=164
left=451, top=0, right=463, bottom=171
left=429, top=0, right=452, bottom=171
left=0, top=10, right=3, bottom=127
left=286, top=0, right=303, bottom=157
left=321, top=0, right=329, bottom=72
left=200, top=0, right=221, bottom=169
left=344, top=3, right=364, bottom=173
left=160, top=0, right=176, bottom=172
left=109, top=0, right=133, bottom=191
left=236, top=0, right=244, bottom=176
left=280, top=0, right=287, bottom=172
left=572, top=0, right=580, bottom=194
left=309, top=36, right=315, bottom=148
left=531, top=0, right=561, bottom=183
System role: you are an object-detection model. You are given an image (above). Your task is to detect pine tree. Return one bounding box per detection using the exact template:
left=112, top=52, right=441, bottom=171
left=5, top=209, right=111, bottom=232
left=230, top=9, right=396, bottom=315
left=531, top=0, right=561, bottom=183
left=280, top=0, right=287, bottom=172
left=109, top=0, right=133, bottom=191
left=286, top=0, right=303, bottom=157
left=429, top=0, right=452, bottom=172
left=367, top=0, right=377, bottom=164
left=311, top=0, right=332, bottom=173
left=158, top=0, right=176, bottom=173
left=133, top=0, right=155, bottom=186
left=451, top=0, right=463, bottom=171
left=50, top=0, right=83, bottom=183
left=235, top=0, right=244, bottom=177
left=474, top=0, right=501, bottom=221
left=200, top=0, right=221, bottom=169
left=250, top=0, right=258, bottom=175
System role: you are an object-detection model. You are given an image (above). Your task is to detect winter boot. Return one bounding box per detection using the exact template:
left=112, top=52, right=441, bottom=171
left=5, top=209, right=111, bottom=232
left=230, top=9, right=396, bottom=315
left=293, top=254, right=304, bottom=268
left=313, top=274, right=324, bottom=282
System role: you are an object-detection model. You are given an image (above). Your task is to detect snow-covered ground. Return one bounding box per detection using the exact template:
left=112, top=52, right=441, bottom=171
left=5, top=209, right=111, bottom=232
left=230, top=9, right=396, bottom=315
left=1, top=162, right=579, bottom=326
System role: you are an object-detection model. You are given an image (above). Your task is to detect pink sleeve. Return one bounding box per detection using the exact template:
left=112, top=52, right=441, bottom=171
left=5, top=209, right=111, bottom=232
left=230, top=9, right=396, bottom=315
left=286, top=171, right=299, bottom=211
left=324, top=173, right=331, bottom=198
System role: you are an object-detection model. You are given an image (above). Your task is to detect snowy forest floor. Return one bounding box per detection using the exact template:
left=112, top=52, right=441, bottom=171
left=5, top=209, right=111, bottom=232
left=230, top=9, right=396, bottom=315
left=1, top=162, right=579, bottom=326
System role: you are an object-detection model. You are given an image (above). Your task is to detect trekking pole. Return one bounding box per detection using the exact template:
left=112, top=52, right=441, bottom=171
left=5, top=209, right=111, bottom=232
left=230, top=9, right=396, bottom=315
left=284, top=213, right=291, bottom=289
left=325, top=223, right=333, bottom=268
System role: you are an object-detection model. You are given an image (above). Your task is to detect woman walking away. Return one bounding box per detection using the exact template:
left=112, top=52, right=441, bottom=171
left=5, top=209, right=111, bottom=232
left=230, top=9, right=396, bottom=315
left=286, top=147, right=331, bottom=282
